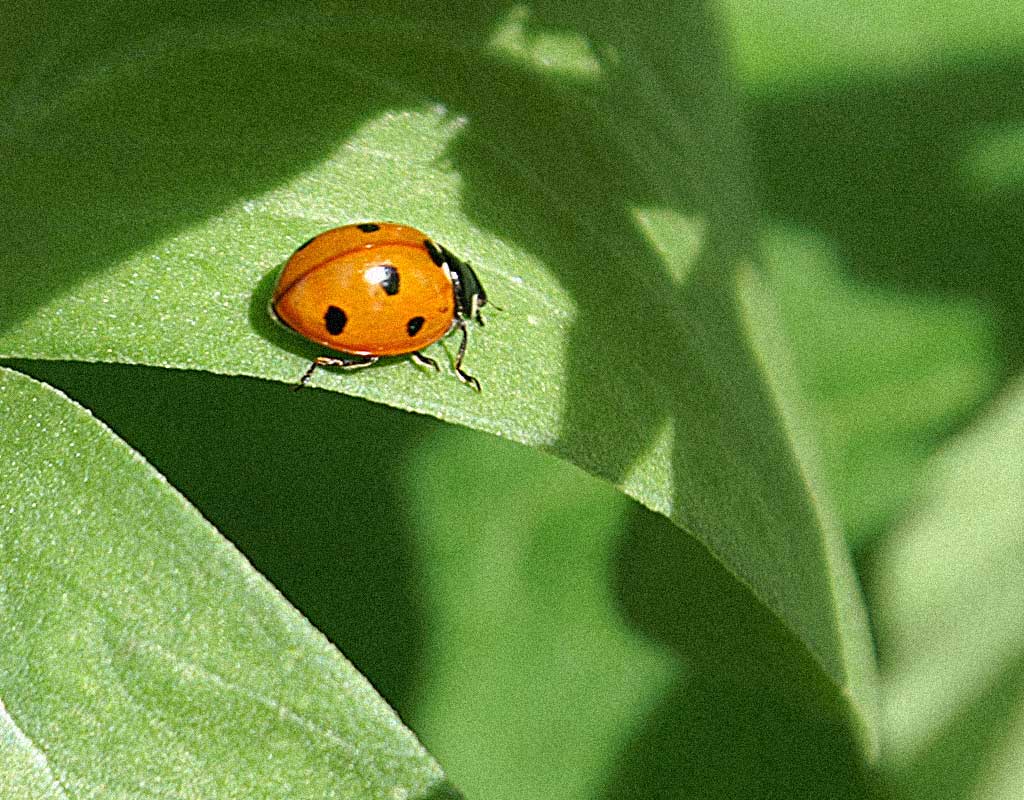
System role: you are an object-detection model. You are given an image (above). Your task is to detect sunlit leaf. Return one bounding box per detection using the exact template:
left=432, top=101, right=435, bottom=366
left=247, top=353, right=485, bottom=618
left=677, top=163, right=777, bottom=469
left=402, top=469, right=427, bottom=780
left=0, top=367, right=452, bottom=799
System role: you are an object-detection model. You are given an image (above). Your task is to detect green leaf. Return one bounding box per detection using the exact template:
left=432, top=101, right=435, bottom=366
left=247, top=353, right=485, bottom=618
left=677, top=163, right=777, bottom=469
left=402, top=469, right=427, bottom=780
left=871, top=376, right=1024, bottom=800
left=8, top=361, right=876, bottom=799
left=1, top=0, right=877, bottom=786
left=0, top=367, right=452, bottom=799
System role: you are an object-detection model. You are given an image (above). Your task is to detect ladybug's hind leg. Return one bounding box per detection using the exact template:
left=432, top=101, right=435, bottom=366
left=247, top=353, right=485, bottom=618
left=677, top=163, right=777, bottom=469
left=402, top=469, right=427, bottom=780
left=293, top=355, right=378, bottom=391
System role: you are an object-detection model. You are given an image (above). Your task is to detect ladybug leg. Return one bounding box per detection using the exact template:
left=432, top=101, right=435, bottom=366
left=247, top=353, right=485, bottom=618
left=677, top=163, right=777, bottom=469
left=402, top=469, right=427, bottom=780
left=452, top=319, right=481, bottom=392
left=410, top=351, right=440, bottom=372
left=293, top=355, right=378, bottom=391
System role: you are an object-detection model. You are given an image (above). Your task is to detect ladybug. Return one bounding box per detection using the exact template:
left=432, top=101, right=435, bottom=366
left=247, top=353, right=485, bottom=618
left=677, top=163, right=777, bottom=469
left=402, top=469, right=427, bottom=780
left=270, top=222, right=488, bottom=391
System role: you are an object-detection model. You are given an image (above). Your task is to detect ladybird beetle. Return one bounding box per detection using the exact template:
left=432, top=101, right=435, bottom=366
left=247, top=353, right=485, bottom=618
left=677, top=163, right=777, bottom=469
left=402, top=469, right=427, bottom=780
left=270, top=222, right=488, bottom=391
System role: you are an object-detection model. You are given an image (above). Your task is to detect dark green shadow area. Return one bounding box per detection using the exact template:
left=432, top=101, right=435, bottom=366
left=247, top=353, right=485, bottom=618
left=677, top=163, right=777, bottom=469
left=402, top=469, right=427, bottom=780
left=412, top=780, right=464, bottom=800
left=750, top=56, right=1024, bottom=392
left=14, top=359, right=434, bottom=714
left=603, top=503, right=874, bottom=800
left=249, top=267, right=303, bottom=360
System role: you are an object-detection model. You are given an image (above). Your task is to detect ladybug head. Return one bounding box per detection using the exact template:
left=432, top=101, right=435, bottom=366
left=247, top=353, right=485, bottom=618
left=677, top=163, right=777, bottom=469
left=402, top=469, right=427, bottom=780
left=451, top=260, right=487, bottom=324
left=430, top=241, right=486, bottom=325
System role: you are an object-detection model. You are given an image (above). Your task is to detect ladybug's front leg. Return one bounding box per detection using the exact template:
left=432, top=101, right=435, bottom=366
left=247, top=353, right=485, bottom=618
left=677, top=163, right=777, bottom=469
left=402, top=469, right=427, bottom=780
left=293, top=355, right=378, bottom=391
left=452, top=320, right=481, bottom=392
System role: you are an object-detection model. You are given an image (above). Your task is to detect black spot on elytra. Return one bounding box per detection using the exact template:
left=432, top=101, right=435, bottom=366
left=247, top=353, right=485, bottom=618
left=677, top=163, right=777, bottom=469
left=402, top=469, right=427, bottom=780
left=295, top=235, right=317, bottom=252
left=424, top=239, right=446, bottom=267
left=378, top=264, right=399, bottom=296
left=325, top=305, right=347, bottom=335
left=357, top=223, right=381, bottom=233
left=407, top=316, right=425, bottom=336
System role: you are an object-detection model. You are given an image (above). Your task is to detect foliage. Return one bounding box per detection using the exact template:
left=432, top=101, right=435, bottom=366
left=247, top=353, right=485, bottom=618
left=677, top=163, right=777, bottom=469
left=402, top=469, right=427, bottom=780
left=3, top=0, right=1019, bottom=797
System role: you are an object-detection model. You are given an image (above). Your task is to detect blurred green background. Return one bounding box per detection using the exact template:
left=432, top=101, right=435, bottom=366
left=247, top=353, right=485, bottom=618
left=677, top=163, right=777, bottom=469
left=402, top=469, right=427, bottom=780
left=724, top=1, right=1024, bottom=798
left=723, top=0, right=1022, bottom=547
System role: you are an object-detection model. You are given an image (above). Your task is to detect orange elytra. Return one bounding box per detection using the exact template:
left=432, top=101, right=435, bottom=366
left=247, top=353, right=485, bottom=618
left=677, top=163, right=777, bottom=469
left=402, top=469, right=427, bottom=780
left=270, top=222, right=488, bottom=390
